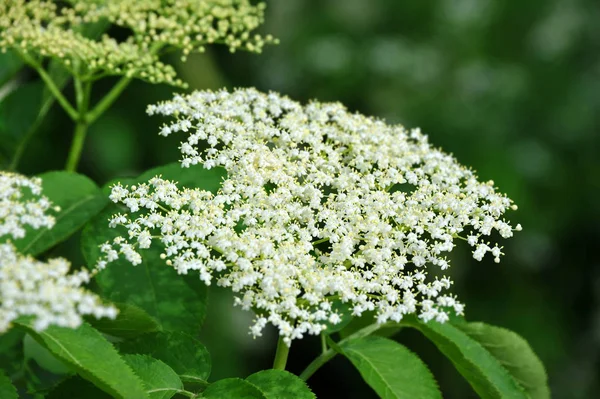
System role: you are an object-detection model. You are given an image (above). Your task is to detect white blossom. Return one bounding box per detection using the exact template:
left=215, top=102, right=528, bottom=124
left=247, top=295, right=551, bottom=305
left=103, top=88, right=521, bottom=345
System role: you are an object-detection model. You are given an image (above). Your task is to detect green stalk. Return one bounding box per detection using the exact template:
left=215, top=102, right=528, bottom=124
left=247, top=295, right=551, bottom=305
left=64, top=77, right=91, bottom=171
left=299, top=322, right=394, bottom=381
left=272, top=335, right=290, bottom=370
left=64, top=119, right=88, bottom=171
left=85, top=43, right=163, bottom=125
left=85, top=75, right=131, bottom=125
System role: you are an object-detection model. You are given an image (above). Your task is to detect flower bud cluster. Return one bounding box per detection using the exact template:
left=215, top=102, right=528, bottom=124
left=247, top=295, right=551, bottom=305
left=0, top=0, right=276, bottom=87
left=0, top=172, right=116, bottom=333
left=103, top=88, right=520, bottom=344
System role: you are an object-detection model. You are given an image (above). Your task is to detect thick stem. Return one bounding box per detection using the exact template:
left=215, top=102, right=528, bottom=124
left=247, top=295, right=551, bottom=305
left=272, top=335, right=290, bottom=371
left=320, top=333, right=328, bottom=354
left=64, top=120, right=89, bottom=171
left=299, top=322, right=393, bottom=381
left=64, top=77, right=91, bottom=171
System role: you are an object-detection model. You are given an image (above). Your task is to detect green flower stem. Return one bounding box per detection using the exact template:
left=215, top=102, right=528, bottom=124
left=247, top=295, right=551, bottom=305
left=321, top=333, right=328, bottom=354
left=299, top=322, right=395, bottom=381
left=18, top=51, right=78, bottom=121
left=65, top=119, right=89, bottom=171
left=65, top=77, right=91, bottom=171
left=273, top=335, right=290, bottom=371
left=85, top=75, right=131, bottom=125
left=85, top=43, right=163, bottom=125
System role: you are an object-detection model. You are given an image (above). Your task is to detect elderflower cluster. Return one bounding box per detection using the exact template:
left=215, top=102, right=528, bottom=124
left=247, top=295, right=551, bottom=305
left=0, top=171, right=57, bottom=239
left=0, top=171, right=116, bottom=333
left=0, top=242, right=117, bottom=333
left=101, top=88, right=521, bottom=345
left=0, top=0, right=276, bottom=87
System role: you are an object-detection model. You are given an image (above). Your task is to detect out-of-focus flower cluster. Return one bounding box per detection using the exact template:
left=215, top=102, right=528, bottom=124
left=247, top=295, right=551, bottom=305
left=0, top=0, right=276, bottom=87
left=0, top=242, right=117, bottom=333
left=102, top=88, right=521, bottom=345
left=0, top=171, right=116, bottom=333
left=0, top=172, right=56, bottom=239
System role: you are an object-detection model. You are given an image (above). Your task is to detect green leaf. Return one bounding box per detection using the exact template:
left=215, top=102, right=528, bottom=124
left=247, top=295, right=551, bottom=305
left=402, top=316, right=528, bottom=399
left=24, top=333, right=71, bottom=375
left=81, top=204, right=208, bottom=333
left=339, top=335, right=441, bottom=399
left=203, top=378, right=267, bottom=399
left=0, top=81, right=43, bottom=158
left=46, top=376, right=112, bottom=399
left=246, top=370, right=315, bottom=399
left=15, top=320, right=148, bottom=399
left=0, top=50, right=23, bottom=86
left=0, top=369, right=18, bottom=399
left=119, top=331, right=211, bottom=383
left=0, top=329, right=25, bottom=376
left=88, top=303, right=161, bottom=339
left=456, top=322, right=550, bottom=399
left=13, top=171, right=108, bottom=256
left=123, top=354, right=183, bottom=399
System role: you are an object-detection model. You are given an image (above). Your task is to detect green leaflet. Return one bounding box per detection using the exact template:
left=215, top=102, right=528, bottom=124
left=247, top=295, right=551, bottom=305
left=457, top=322, right=550, bottom=399
left=88, top=302, right=161, bottom=339
left=0, top=369, right=17, bottom=399
left=203, top=378, right=267, bottom=399
left=0, top=329, right=25, bottom=376
left=0, top=49, right=22, bottom=87
left=81, top=205, right=208, bottom=334
left=23, top=334, right=71, bottom=375
left=0, top=81, right=44, bottom=161
left=123, top=354, right=183, bottom=399
left=15, top=320, right=148, bottom=399
left=13, top=171, right=108, bottom=256
left=246, top=370, right=315, bottom=399
left=339, top=335, right=441, bottom=399
left=402, top=316, right=527, bottom=399
left=119, top=331, right=211, bottom=383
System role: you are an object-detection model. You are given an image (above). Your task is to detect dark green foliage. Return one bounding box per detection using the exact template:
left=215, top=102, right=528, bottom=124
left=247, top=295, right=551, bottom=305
left=119, top=331, right=211, bottom=383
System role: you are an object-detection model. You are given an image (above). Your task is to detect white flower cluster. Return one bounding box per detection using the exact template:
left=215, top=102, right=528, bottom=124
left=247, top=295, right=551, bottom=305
left=0, top=242, right=117, bottom=332
left=103, top=88, right=521, bottom=345
left=0, top=171, right=56, bottom=239
left=0, top=172, right=116, bottom=333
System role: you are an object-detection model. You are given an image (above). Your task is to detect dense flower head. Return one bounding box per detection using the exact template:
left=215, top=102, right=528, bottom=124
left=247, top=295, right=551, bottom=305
left=103, top=88, right=521, bottom=345
left=0, top=171, right=57, bottom=240
left=0, top=0, right=276, bottom=87
left=0, top=242, right=117, bottom=332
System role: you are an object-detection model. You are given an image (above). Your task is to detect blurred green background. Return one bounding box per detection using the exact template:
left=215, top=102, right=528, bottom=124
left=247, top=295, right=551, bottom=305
left=1, top=0, right=599, bottom=397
